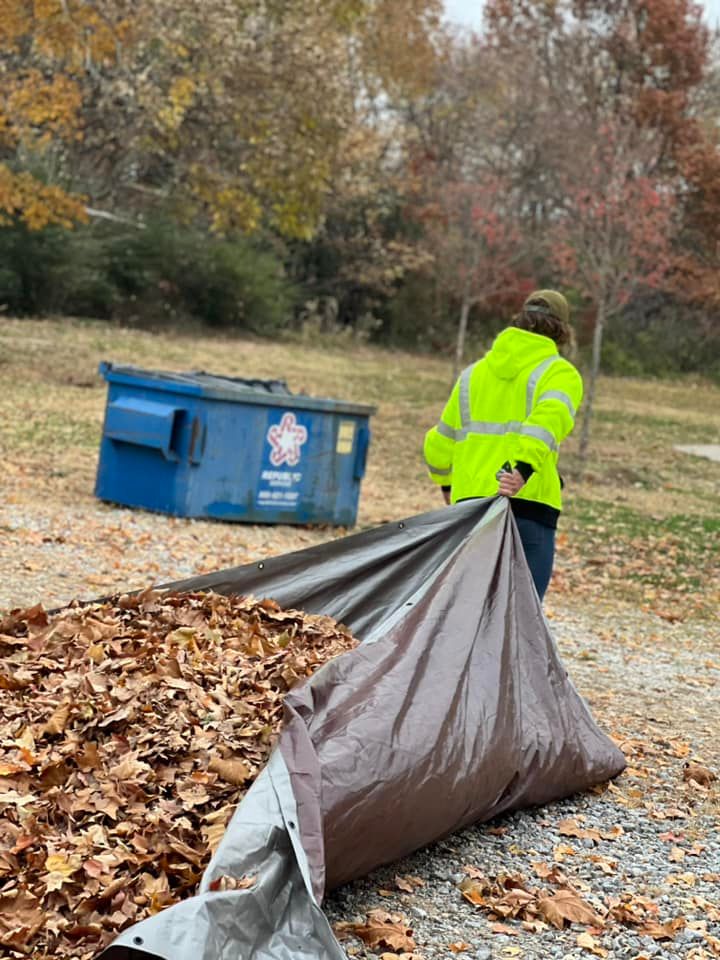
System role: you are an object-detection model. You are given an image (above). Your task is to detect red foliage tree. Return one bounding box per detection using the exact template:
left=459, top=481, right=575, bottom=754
left=422, top=178, right=534, bottom=379
left=550, top=125, right=677, bottom=461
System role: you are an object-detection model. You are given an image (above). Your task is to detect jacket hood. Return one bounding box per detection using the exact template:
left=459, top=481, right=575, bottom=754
left=485, top=327, right=559, bottom=380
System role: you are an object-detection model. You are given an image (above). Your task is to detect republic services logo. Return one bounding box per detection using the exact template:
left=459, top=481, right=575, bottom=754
left=267, top=412, right=308, bottom=467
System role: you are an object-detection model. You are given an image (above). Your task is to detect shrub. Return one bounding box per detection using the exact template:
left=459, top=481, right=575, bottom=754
left=0, top=222, right=114, bottom=317
left=0, top=215, right=297, bottom=333
left=601, top=292, right=720, bottom=382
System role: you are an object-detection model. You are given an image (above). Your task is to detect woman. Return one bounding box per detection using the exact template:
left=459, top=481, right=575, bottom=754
left=423, top=290, right=583, bottom=600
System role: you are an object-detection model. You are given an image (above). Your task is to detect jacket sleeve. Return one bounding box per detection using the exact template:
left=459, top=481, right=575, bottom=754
left=423, top=380, right=461, bottom=486
left=512, top=360, right=583, bottom=472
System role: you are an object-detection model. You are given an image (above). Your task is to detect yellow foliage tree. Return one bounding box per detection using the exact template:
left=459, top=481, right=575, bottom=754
left=1, top=0, right=443, bottom=239
left=0, top=0, right=131, bottom=228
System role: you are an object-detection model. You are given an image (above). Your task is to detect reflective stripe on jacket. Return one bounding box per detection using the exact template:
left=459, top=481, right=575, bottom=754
left=423, top=327, right=583, bottom=510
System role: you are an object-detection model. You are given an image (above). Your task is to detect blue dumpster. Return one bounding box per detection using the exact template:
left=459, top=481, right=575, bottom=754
left=94, top=363, right=376, bottom=526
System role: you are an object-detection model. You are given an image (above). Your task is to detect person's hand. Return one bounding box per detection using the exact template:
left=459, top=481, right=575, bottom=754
left=497, top=469, right=526, bottom=497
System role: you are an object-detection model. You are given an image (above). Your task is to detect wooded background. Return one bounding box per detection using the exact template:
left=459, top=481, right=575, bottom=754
left=2, top=0, right=719, bottom=386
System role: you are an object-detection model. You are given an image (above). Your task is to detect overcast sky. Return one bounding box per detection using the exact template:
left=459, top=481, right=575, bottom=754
left=445, top=0, right=720, bottom=30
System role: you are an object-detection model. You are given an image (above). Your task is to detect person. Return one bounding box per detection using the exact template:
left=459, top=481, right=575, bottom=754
left=423, top=290, right=583, bottom=601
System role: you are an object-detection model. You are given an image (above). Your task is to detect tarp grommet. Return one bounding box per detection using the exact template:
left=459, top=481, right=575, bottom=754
left=258, top=562, right=265, bottom=570
left=398, top=522, right=405, bottom=529
left=133, top=937, right=144, bottom=946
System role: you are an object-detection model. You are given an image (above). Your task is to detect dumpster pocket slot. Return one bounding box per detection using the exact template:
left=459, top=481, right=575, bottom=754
left=105, top=397, right=186, bottom=462
left=188, top=415, right=206, bottom=465
left=354, top=425, right=370, bottom=480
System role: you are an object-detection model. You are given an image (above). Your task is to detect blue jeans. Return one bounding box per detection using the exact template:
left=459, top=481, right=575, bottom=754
left=514, top=516, right=556, bottom=601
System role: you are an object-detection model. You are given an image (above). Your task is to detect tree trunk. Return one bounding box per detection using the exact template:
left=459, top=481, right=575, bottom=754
left=578, top=300, right=606, bottom=465
left=452, top=290, right=471, bottom=384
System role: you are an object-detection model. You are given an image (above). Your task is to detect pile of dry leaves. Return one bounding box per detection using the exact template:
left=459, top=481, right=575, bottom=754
left=0, top=590, right=358, bottom=959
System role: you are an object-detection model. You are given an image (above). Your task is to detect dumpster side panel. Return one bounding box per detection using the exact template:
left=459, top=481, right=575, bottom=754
left=185, top=398, right=265, bottom=522
left=192, top=403, right=369, bottom=526
left=95, top=382, right=194, bottom=515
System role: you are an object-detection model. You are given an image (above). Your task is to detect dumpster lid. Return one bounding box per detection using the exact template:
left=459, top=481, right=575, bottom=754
left=99, top=362, right=291, bottom=396
left=99, top=362, right=376, bottom=416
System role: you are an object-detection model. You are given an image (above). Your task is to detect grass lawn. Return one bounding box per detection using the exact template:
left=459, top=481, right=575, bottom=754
left=1, top=316, right=718, bottom=619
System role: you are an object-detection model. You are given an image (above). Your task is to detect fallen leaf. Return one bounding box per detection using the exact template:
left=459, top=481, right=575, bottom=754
left=207, top=757, right=252, bottom=786
left=460, top=879, right=487, bottom=907
left=577, top=931, right=608, bottom=956
left=11, top=833, right=38, bottom=854
left=208, top=875, right=256, bottom=892
left=0, top=761, right=25, bottom=775
left=683, top=762, right=716, bottom=787
left=553, top=843, right=577, bottom=862
left=638, top=919, right=685, bottom=941
left=380, top=954, right=424, bottom=960
left=659, top=831, right=685, bottom=843
left=649, top=806, right=687, bottom=820
left=110, top=754, right=153, bottom=780
left=44, top=853, right=83, bottom=891
left=666, top=872, right=696, bottom=887
left=42, top=701, right=72, bottom=736
left=45, top=853, right=81, bottom=876
left=587, top=855, right=617, bottom=875
left=704, top=934, right=720, bottom=957
left=404, top=876, right=425, bottom=888
left=335, top=910, right=415, bottom=953
left=537, top=890, right=604, bottom=930
left=558, top=818, right=601, bottom=844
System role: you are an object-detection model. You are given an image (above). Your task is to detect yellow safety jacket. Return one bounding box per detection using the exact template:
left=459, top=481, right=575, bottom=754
left=424, top=327, right=583, bottom=510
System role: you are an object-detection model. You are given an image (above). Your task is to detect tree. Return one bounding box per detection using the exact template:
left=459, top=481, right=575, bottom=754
left=395, top=32, right=539, bottom=366
left=284, top=0, right=445, bottom=326
left=83, top=0, right=445, bottom=241
left=0, top=1, right=127, bottom=227
left=2, top=0, right=445, bottom=242
left=550, top=124, right=677, bottom=462
left=479, top=0, right=714, bottom=453
left=670, top=33, right=720, bottom=309
left=421, top=178, right=534, bottom=380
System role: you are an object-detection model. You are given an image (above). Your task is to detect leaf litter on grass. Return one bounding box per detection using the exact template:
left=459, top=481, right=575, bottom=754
left=3, top=318, right=720, bottom=621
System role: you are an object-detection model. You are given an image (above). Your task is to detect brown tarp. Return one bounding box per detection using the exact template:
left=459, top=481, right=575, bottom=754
left=101, top=497, right=626, bottom=960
